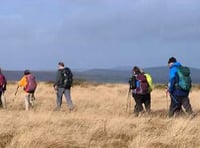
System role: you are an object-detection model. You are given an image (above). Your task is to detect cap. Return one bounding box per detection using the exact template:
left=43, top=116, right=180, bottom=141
left=58, top=62, right=64, bottom=67
left=168, top=57, right=177, bottom=64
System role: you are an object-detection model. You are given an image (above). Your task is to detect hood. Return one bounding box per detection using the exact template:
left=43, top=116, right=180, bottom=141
left=170, top=62, right=181, bottom=69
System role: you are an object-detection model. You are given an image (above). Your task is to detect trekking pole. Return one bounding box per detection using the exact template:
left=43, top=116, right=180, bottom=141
left=165, top=88, right=169, bottom=110
left=126, top=88, right=131, bottom=113
left=13, top=86, right=19, bottom=102
left=15, top=86, right=19, bottom=96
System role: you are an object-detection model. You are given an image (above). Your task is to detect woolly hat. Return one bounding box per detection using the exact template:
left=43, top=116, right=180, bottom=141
left=168, top=57, right=177, bottom=64
left=58, top=62, right=64, bottom=67
left=24, top=69, right=30, bottom=75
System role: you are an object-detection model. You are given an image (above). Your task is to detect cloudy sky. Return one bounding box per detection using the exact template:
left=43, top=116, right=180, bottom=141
left=0, top=0, right=200, bottom=70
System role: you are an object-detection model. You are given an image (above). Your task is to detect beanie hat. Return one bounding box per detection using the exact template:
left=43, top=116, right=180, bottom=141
left=58, top=62, right=64, bottom=67
left=24, top=69, right=30, bottom=75
left=133, top=66, right=141, bottom=74
left=168, top=57, right=177, bottom=64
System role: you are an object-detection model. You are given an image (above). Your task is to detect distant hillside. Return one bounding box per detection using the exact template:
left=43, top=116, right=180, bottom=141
left=3, top=66, right=200, bottom=84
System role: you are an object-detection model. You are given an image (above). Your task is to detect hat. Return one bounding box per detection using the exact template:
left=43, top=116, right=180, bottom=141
left=168, top=57, right=177, bottom=64
left=132, top=66, right=141, bottom=74
left=24, top=69, right=30, bottom=75
left=58, top=62, right=64, bottom=67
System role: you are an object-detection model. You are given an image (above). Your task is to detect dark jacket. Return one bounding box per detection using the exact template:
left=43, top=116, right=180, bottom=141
left=54, top=69, right=64, bottom=88
left=169, top=62, right=189, bottom=97
left=54, top=69, right=71, bottom=89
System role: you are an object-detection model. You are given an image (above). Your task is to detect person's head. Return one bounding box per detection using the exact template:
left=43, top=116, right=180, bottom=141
left=58, top=62, right=65, bottom=69
left=132, top=66, right=141, bottom=75
left=24, top=69, right=30, bottom=75
left=168, top=57, right=177, bottom=67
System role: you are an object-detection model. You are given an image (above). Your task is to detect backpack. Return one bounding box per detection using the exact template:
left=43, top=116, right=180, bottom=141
left=176, top=66, right=192, bottom=91
left=62, top=67, right=73, bottom=88
left=0, top=74, right=6, bottom=89
left=144, top=73, right=153, bottom=92
left=129, top=75, right=136, bottom=89
left=135, top=73, right=149, bottom=94
left=24, top=74, right=37, bottom=93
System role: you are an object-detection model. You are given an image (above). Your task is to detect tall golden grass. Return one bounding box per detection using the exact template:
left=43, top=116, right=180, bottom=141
left=0, top=82, right=200, bottom=148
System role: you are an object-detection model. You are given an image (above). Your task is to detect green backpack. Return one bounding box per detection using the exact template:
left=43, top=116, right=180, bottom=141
left=176, top=66, right=192, bottom=91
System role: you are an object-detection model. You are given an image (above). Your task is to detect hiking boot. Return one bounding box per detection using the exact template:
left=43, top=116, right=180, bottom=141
left=189, top=113, right=196, bottom=119
left=68, top=106, right=75, bottom=112
left=53, top=107, right=60, bottom=111
left=133, top=112, right=139, bottom=117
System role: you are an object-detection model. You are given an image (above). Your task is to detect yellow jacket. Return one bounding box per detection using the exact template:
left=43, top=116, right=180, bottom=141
left=18, top=76, right=27, bottom=88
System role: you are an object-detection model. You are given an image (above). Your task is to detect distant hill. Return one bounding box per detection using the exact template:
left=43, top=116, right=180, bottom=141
left=3, top=66, right=200, bottom=84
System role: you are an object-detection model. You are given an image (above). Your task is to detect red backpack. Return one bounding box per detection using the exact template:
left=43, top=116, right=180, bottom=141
left=24, top=74, right=37, bottom=93
left=135, top=73, right=149, bottom=95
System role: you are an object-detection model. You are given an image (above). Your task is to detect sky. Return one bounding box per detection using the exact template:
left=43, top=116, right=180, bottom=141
left=0, top=0, right=200, bottom=71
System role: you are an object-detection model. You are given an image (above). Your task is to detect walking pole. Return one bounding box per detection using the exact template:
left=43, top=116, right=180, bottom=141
left=165, top=88, right=169, bottom=110
left=13, top=86, right=19, bottom=102
left=126, top=88, right=131, bottom=113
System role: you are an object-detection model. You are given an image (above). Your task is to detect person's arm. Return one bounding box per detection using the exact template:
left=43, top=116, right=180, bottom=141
left=53, top=70, right=62, bottom=88
left=169, top=68, right=177, bottom=94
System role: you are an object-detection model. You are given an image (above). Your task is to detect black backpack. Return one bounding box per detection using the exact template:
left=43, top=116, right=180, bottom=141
left=62, top=67, right=73, bottom=88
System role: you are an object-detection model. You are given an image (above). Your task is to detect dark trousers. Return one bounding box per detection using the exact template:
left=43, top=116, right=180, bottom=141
left=0, top=91, right=2, bottom=107
left=169, top=95, right=193, bottom=117
left=132, top=93, right=151, bottom=115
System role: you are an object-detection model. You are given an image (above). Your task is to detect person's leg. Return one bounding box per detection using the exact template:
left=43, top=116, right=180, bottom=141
left=28, top=93, right=34, bottom=107
left=64, top=89, right=73, bottom=110
left=132, top=93, right=144, bottom=116
left=144, top=93, right=151, bottom=113
left=1, top=92, right=6, bottom=109
left=0, top=92, right=2, bottom=108
left=181, top=96, right=193, bottom=115
left=55, top=88, right=64, bottom=110
left=169, top=94, right=179, bottom=117
left=24, top=94, right=30, bottom=111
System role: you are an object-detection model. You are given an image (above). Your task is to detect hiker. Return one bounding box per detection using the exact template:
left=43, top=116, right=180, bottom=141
left=0, top=68, right=7, bottom=108
left=140, top=68, right=153, bottom=112
left=53, top=62, right=74, bottom=111
left=129, top=66, right=151, bottom=116
left=167, top=57, right=193, bottom=117
left=17, top=70, right=37, bottom=111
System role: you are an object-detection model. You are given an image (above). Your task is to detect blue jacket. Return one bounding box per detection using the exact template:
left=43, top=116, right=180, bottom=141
left=169, top=62, right=189, bottom=97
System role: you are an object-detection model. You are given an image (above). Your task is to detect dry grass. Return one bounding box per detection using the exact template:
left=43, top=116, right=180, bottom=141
left=0, top=82, right=200, bottom=148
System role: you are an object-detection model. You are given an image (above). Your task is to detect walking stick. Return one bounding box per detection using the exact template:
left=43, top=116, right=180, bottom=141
left=165, top=89, right=169, bottom=110
left=14, top=86, right=19, bottom=96
left=13, top=86, right=19, bottom=102
left=126, top=88, right=132, bottom=113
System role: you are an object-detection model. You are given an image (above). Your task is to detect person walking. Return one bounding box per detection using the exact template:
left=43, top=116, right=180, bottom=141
left=167, top=57, right=194, bottom=117
left=17, top=70, right=37, bottom=111
left=0, top=68, right=7, bottom=109
left=142, top=70, right=153, bottom=113
left=53, top=62, right=74, bottom=111
left=129, top=66, right=150, bottom=116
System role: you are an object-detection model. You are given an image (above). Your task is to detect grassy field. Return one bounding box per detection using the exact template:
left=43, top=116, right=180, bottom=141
left=0, top=82, right=200, bottom=148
